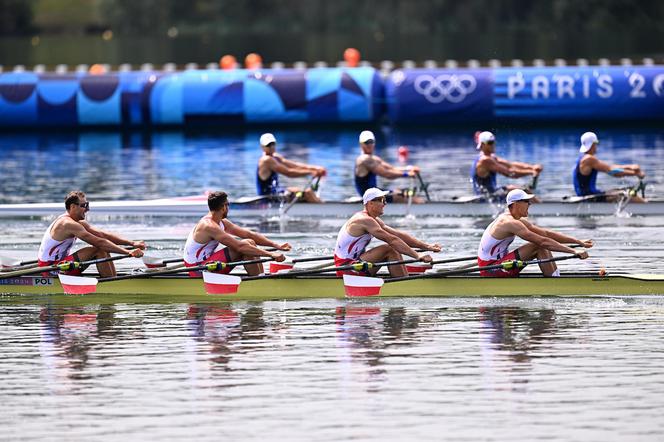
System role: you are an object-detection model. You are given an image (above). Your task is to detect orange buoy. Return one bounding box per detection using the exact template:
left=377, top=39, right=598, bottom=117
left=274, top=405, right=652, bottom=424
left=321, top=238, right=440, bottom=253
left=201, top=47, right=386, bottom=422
left=219, top=55, right=237, bottom=70
left=245, top=53, right=263, bottom=69
left=89, top=64, right=107, bottom=75
left=344, top=48, right=361, bottom=67
left=398, top=145, right=409, bottom=163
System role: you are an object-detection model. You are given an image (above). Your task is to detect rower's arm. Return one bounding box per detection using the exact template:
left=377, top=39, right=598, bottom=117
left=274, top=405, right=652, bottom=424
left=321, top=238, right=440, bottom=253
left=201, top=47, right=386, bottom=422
left=81, top=221, right=145, bottom=249
left=488, top=156, right=538, bottom=178
left=269, top=157, right=317, bottom=178
left=223, top=220, right=290, bottom=251
left=514, top=220, right=583, bottom=254
left=211, top=225, right=280, bottom=258
left=381, top=224, right=436, bottom=252
left=278, top=155, right=325, bottom=175
left=369, top=158, right=414, bottom=179
left=68, top=221, right=136, bottom=255
left=583, top=156, right=635, bottom=177
left=521, top=219, right=593, bottom=248
left=365, top=219, right=420, bottom=259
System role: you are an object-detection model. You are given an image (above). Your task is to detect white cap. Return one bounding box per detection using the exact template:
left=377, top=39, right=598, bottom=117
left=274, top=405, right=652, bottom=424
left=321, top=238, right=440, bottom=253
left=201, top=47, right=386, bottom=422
left=359, top=130, right=375, bottom=144
left=260, top=133, right=277, bottom=146
left=362, top=187, right=389, bottom=205
left=506, top=189, right=535, bottom=206
left=579, top=131, right=598, bottom=153
left=476, top=131, right=495, bottom=149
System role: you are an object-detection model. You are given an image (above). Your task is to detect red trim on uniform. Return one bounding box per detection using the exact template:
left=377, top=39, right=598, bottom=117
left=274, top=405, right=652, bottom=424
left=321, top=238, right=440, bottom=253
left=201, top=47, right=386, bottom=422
left=185, top=248, right=232, bottom=278
left=478, top=250, right=521, bottom=277
left=38, top=254, right=81, bottom=277
left=333, top=255, right=369, bottom=277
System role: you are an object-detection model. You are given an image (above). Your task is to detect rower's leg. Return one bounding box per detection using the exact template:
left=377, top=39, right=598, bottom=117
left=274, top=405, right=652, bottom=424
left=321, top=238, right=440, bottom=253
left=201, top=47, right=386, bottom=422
left=516, top=244, right=557, bottom=277
left=76, top=246, right=116, bottom=277
left=360, top=245, right=406, bottom=277
left=230, top=239, right=264, bottom=276
left=302, top=188, right=322, bottom=203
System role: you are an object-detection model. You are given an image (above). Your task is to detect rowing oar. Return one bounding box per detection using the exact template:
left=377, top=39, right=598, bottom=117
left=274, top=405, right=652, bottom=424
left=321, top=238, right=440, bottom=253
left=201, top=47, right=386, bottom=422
left=281, top=175, right=322, bottom=215
left=283, top=248, right=446, bottom=265
left=416, top=172, right=432, bottom=202
left=0, top=255, right=131, bottom=280
left=99, top=257, right=276, bottom=282
left=384, top=254, right=582, bottom=283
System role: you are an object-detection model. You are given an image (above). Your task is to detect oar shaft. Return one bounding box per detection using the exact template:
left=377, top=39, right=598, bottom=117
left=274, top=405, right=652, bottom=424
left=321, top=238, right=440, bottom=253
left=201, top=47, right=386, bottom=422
left=292, top=248, right=435, bottom=264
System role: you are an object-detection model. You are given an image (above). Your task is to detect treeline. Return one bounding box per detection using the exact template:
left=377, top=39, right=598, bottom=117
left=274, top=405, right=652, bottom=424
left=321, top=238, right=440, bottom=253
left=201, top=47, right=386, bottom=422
left=2, top=0, right=663, bottom=36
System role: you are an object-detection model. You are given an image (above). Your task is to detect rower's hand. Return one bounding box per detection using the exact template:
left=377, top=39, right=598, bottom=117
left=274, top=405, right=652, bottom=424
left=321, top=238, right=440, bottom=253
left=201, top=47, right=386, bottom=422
left=132, top=240, right=146, bottom=250
left=271, top=252, right=286, bottom=262
left=128, top=248, right=144, bottom=258
left=575, top=250, right=589, bottom=260
left=313, top=167, right=327, bottom=177
left=579, top=239, right=594, bottom=248
left=405, top=165, right=421, bottom=177
left=418, top=254, right=433, bottom=264
left=276, top=242, right=292, bottom=251
left=427, top=243, right=442, bottom=253
left=533, top=164, right=543, bottom=176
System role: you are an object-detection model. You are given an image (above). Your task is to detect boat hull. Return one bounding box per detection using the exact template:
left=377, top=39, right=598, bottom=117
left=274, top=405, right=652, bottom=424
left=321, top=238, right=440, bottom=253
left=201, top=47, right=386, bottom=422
left=1, top=274, right=663, bottom=303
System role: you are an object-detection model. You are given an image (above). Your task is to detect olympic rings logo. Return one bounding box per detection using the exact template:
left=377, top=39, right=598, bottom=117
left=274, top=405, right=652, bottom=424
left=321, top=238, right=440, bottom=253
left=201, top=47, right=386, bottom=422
left=413, top=74, right=477, bottom=103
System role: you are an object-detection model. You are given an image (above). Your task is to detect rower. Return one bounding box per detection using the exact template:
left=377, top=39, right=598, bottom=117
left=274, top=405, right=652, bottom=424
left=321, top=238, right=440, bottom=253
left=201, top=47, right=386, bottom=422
left=573, top=131, right=647, bottom=202
left=256, top=133, right=326, bottom=203
left=477, top=189, right=592, bottom=277
left=354, top=130, right=424, bottom=203
left=334, top=187, right=440, bottom=277
left=183, top=191, right=289, bottom=277
left=37, top=191, right=145, bottom=278
left=472, top=131, right=543, bottom=201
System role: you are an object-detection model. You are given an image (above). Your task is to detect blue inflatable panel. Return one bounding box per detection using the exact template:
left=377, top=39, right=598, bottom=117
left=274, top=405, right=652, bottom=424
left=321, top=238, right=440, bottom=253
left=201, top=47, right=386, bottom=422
left=385, top=69, right=494, bottom=123
left=494, top=66, right=664, bottom=120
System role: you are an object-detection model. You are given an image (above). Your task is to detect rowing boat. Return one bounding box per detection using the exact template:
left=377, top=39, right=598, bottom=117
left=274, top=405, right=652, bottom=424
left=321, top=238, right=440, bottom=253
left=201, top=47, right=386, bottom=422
left=0, top=195, right=662, bottom=217
left=1, top=273, right=662, bottom=302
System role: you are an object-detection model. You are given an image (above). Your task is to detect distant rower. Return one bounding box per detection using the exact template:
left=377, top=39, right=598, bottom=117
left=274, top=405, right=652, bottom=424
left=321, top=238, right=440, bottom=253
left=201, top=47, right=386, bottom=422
left=472, top=131, right=543, bottom=200
left=477, top=189, right=591, bottom=277
left=334, top=187, right=440, bottom=277
left=573, top=131, right=647, bottom=203
left=183, top=191, right=289, bottom=277
left=257, top=133, right=326, bottom=203
left=354, top=130, right=424, bottom=203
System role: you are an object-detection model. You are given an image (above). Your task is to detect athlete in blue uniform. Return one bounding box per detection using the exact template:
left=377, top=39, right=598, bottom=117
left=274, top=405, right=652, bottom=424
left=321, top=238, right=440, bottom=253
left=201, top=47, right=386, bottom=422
left=573, top=132, right=646, bottom=203
left=472, top=131, right=542, bottom=200
left=256, top=133, right=326, bottom=203
left=354, top=130, right=423, bottom=203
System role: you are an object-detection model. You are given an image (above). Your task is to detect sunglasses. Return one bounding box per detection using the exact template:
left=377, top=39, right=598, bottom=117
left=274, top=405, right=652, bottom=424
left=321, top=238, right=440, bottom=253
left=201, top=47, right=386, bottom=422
left=266, top=142, right=276, bottom=147
left=372, top=197, right=387, bottom=204
left=78, top=202, right=90, bottom=209
left=363, top=140, right=375, bottom=145
left=486, top=140, right=495, bottom=145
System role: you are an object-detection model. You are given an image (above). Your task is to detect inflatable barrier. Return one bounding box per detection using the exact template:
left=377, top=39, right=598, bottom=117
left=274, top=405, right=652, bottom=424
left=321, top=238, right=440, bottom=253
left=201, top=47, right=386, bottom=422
left=0, top=66, right=662, bottom=127
left=0, top=67, right=383, bottom=127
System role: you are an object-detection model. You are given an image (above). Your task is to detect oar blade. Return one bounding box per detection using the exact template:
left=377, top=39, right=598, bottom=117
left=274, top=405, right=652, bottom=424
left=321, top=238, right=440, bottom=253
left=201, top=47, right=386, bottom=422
left=342, top=274, right=384, bottom=297
left=406, top=263, right=432, bottom=274
left=269, top=261, right=294, bottom=274
left=202, top=272, right=242, bottom=295
left=0, top=255, right=22, bottom=269
left=58, top=274, right=98, bottom=295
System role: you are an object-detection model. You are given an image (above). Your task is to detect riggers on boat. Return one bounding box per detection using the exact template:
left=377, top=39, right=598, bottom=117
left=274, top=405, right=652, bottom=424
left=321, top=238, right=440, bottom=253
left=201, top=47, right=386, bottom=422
left=1, top=273, right=663, bottom=302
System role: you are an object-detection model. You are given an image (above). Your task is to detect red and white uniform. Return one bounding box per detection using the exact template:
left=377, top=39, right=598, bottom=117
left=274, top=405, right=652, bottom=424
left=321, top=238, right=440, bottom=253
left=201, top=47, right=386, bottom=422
left=477, top=218, right=521, bottom=277
left=37, top=215, right=80, bottom=275
left=183, top=215, right=232, bottom=277
left=333, top=214, right=373, bottom=276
